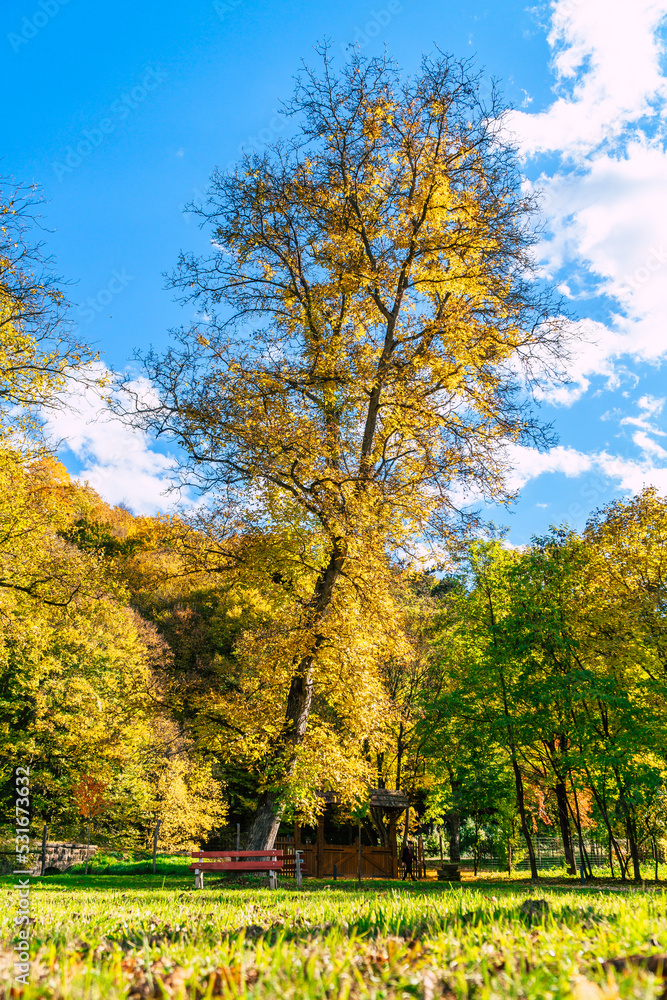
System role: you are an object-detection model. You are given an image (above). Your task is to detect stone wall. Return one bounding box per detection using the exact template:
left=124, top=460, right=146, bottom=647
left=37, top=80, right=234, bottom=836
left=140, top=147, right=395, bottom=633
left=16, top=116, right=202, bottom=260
left=32, top=842, right=98, bottom=874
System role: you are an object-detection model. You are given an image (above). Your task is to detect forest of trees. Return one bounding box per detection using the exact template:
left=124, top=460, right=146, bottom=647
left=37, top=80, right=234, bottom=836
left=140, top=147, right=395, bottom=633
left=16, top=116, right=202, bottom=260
left=2, top=435, right=665, bottom=880
left=1, top=51, right=666, bottom=881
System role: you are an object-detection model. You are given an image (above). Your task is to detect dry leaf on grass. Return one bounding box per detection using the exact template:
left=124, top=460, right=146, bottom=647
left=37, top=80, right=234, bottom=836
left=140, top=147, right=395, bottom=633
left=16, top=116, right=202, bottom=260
left=573, top=977, right=606, bottom=1000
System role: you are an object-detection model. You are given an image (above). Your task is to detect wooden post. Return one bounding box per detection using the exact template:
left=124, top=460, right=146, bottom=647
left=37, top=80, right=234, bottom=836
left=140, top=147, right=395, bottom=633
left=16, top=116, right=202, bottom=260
left=316, top=814, right=324, bottom=878
left=389, top=815, right=398, bottom=879
left=418, top=834, right=425, bottom=879
left=152, top=819, right=161, bottom=874
left=40, top=825, right=48, bottom=876
left=357, top=821, right=362, bottom=885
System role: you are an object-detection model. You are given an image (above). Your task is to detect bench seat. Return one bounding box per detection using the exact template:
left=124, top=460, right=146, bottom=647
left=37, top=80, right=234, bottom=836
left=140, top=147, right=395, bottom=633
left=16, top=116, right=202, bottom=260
left=188, top=860, right=284, bottom=872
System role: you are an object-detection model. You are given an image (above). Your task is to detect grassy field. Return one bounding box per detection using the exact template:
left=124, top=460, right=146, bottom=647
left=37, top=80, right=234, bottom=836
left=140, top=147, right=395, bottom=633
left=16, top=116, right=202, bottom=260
left=2, top=862, right=667, bottom=999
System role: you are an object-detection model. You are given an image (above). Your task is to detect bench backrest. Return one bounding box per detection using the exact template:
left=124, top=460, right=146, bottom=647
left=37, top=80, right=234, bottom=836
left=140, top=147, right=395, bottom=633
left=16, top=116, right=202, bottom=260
left=190, top=850, right=283, bottom=859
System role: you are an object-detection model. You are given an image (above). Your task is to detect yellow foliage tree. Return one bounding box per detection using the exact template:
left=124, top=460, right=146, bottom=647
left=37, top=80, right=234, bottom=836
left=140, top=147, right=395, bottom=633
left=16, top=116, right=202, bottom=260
left=125, top=49, right=568, bottom=846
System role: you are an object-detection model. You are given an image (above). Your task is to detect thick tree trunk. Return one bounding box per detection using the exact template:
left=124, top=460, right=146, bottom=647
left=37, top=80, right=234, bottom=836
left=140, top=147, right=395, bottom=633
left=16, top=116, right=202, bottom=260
left=369, top=806, right=391, bottom=847
left=555, top=781, right=577, bottom=874
left=246, top=539, right=346, bottom=850
left=246, top=790, right=284, bottom=850
left=246, top=655, right=316, bottom=848
left=445, top=812, right=461, bottom=862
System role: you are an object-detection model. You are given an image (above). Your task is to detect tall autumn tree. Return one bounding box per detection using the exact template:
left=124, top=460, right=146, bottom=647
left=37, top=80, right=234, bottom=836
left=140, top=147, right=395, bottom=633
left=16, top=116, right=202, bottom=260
left=125, top=49, right=568, bottom=847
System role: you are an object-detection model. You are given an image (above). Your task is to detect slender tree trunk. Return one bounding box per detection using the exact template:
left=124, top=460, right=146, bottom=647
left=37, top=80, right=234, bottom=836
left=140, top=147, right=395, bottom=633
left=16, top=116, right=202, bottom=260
left=492, top=628, right=537, bottom=879
left=608, top=831, right=615, bottom=878
left=395, top=723, right=404, bottom=792
left=473, top=816, right=479, bottom=876
left=582, top=764, right=626, bottom=878
left=246, top=541, right=345, bottom=850
left=569, top=777, right=593, bottom=878
left=85, top=819, right=91, bottom=875
left=402, top=804, right=410, bottom=855
left=582, top=837, right=594, bottom=877
left=511, top=758, right=539, bottom=879
left=613, top=770, right=641, bottom=882
left=40, top=825, right=48, bottom=877
left=625, top=817, right=641, bottom=882
left=152, top=819, right=161, bottom=875
left=652, top=834, right=658, bottom=882
left=555, top=781, right=577, bottom=874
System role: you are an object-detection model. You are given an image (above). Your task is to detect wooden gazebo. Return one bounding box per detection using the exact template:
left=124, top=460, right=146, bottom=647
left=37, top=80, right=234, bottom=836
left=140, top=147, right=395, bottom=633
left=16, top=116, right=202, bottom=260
left=289, top=788, right=409, bottom=878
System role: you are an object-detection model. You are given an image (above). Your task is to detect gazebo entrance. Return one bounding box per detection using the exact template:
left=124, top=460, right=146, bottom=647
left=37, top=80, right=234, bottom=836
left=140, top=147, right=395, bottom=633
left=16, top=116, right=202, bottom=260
left=278, top=788, right=409, bottom=878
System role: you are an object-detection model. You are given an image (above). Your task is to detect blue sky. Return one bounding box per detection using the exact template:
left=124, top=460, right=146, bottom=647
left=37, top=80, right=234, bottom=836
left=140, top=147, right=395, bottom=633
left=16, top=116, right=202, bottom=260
left=3, top=0, right=667, bottom=543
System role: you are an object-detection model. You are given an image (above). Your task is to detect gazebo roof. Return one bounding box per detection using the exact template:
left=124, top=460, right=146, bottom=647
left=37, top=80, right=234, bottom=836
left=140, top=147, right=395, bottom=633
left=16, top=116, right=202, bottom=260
left=369, top=788, right=409, bottom=812
left=317, top=787, right=409, bottom=813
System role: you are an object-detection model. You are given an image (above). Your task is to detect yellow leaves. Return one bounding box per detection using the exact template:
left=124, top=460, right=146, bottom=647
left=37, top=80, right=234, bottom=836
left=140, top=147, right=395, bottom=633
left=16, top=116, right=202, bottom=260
left=153, top=751, right=227, bottom=849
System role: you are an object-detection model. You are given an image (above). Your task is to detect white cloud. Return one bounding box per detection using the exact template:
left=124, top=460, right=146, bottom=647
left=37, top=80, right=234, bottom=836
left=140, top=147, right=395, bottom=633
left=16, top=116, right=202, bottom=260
left=620, top=394, right=666, bottom=433
left=44, top=367, right=184, bottom=515
left=533, top=143, right=667, bottom=365
left=595, top=449, right=667, bottom=494
left=504, top=391, right=667, bottom=498
left=505, top=439, right=667, bottom=499
left=631, top=430, right=667, bottom=458
left=510, top=1, right=667, bottom=400
left=511, top=0, right=667, bottom=158
left=505, top=382, right=667, bottom=507
left=505, top=443, right=593, bottom=490
left=534, top=317, right=625, bottom=405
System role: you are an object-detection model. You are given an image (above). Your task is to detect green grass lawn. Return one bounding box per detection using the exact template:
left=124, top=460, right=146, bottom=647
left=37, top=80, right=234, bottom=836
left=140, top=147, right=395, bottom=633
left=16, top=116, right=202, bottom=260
left=2, top=863, right=667, bottom=998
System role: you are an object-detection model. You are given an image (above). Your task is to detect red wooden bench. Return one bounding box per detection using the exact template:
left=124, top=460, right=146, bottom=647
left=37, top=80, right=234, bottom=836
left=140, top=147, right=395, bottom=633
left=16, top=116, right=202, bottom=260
left=189, top=850, right=284, bottom=889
